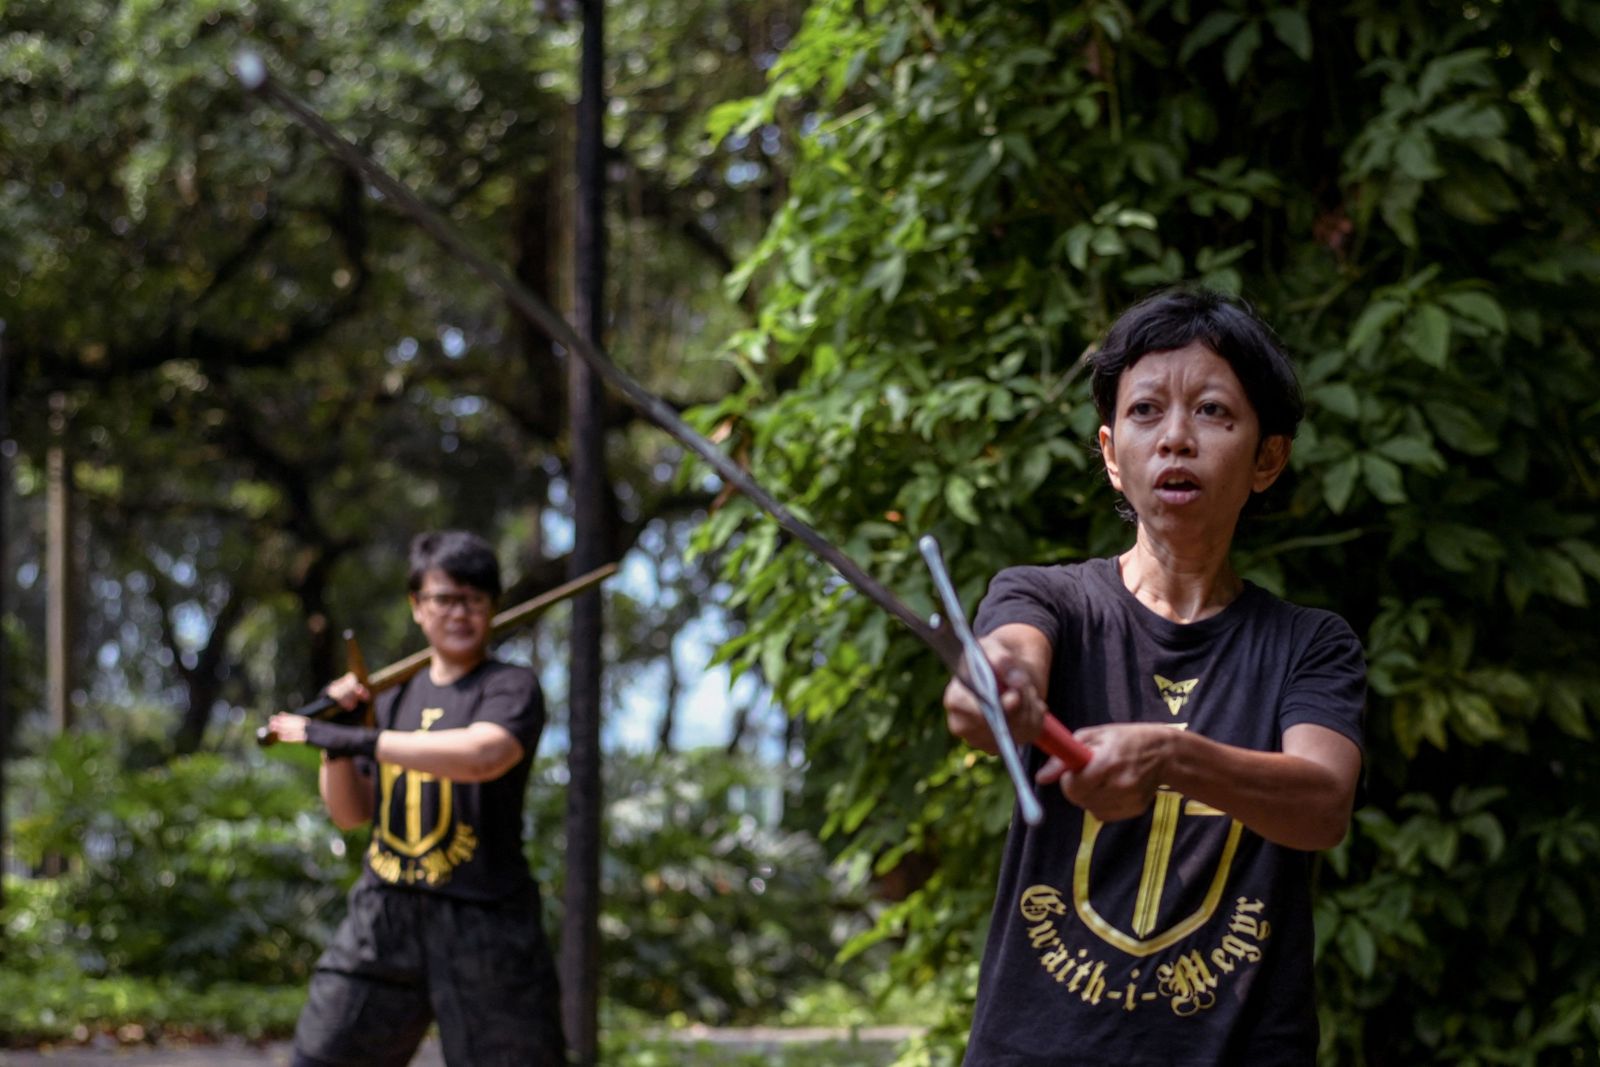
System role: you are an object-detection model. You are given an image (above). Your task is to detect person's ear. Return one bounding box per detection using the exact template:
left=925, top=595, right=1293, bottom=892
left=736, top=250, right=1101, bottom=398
left=1252, top=435, right=1292, bottom=492
left=1098, top=424, right=1123, bottom=492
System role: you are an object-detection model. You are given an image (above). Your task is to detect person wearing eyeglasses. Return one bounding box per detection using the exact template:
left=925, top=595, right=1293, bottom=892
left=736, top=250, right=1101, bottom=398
left=268, top=529, right=566, bottom=1067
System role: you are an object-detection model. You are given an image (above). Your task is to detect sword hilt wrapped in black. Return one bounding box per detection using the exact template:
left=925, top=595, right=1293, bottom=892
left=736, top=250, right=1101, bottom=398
left=255, top=693, right=365, bottom=746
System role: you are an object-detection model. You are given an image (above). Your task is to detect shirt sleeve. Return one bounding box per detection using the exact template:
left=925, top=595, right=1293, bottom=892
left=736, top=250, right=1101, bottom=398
left=974, top=566, right=1067, bottom=647
left=372, top=686, right=401, bottom=730
left=474, top=663, right=546, bottom=754
left=1279, top=613, right=1366, bottom=749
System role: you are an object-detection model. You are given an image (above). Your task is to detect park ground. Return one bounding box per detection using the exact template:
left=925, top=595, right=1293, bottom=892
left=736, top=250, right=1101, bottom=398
left=0, top=1026, right=920, bottom=1065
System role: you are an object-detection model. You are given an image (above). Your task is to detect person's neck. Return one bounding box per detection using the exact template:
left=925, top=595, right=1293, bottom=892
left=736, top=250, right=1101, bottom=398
left=1118, top=529, right=1242, bottom=624
left=428, top=651, right=486, bottom=686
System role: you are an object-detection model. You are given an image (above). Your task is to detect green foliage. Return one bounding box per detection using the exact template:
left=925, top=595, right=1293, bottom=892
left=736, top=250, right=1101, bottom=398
left=2, top=741, right=872, bottom=1042
left=527, top=749, right=874, bottom=1027
left=0, top=930, right=304, bottom=1043
left=7, top=734, right=359, bottom=988
left=698, top=1, right=1600, bottom=1063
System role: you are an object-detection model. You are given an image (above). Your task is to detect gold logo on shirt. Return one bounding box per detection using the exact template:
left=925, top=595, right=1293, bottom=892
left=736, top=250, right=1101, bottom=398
left=1072, top=795, right=1241, bottom=956
left=376, top=763, right=453, bottom=857
left=1153, top=675, right=1198, bottom=715
left=368, top=705, right=478, bottom=887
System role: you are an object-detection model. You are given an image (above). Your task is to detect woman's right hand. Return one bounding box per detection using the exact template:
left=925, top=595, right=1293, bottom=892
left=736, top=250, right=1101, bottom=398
left=325, top=671, right=371, bottom=711
left=942, top=633, right=1047, bottom=755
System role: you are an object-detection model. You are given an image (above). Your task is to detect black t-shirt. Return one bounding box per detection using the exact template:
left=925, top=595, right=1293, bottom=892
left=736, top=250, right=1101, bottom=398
left=963, top=559, right=1365, bottom=1067
left=357, top=659, right=545, bottom=902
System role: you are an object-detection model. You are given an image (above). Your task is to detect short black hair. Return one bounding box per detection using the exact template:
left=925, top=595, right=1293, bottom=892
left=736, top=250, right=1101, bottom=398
left=407, top=530, right=502, bottom=598
left=1088, top=287, right=1304, bottom=440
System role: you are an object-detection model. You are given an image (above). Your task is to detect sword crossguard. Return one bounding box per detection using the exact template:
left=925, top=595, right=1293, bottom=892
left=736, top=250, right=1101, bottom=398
left=343, top=629, right=375, bottom=729
left=919, top=536, right=1094, bottom=826
left=344, top=629, right=370, bottom=688
left=920, top=536, right=1045, bottom=827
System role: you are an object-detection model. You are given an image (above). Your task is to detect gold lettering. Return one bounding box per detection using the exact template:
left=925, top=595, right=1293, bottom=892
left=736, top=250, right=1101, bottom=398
left=1157, top=951, right=1219, bottom=1016
left=1229, top=908, right=1271, bottom=942
left=1076, top=960, right=1107, bottom=1004
left=366, top=840, right=404, bottom=884
left=1219, top=934, right=1262, bottom=963
left=1121, top=967, right=1143, bottom=1011
left=1040, top=944, right=1075, bottom=975
left=419, top=850, right=454, bottom=885
left=444, top=823, right=478, bottom=868
left=1019, top=884, right=1068, bottom=922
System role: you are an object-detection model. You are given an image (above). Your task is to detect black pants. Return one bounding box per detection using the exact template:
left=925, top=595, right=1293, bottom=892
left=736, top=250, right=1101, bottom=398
left=293, top=881, right=566, bottom=1067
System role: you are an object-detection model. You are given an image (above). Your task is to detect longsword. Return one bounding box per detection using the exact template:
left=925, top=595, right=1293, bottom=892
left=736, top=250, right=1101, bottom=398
left=230, top=52, right=1091, bottom=821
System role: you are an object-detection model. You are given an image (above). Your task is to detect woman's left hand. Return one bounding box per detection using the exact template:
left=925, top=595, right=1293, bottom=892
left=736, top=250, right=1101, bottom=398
left=266, top=712, right=310, bottom=744
left=1047, top=723, right=1177, bottom=822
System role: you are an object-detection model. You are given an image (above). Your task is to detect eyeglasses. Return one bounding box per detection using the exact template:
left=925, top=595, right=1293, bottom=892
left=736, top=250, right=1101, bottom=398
left=416, top=591, right=494, bottom=615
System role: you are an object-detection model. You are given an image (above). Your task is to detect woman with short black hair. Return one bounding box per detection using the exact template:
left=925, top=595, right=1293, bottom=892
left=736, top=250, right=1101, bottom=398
left=946, top=289, right=1364, bottom=1066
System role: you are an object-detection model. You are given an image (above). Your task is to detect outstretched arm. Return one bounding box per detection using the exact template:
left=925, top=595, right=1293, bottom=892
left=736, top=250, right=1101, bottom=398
left=372, top=723, right=524, bottom=783
left=269, top=714, right=526, bottom=786
left=268, top=672, right=528, bottom=830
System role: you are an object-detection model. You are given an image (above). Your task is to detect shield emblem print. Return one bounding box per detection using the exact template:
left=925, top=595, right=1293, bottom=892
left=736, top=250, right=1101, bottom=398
left=377, top=763, right=454, bottom=858
left=1072, top=789, right=1243, bottom=957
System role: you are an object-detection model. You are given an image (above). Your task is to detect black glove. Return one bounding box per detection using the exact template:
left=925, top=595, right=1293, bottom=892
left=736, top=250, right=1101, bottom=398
left=304, top=719, right=381, bottom=760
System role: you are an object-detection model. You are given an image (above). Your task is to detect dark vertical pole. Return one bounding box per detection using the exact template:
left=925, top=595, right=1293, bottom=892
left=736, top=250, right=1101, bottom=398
left=561, top=0, right=606, bottom=1062
left=46, top=392, right=71, bottom=737
left=44, top=390, right=70, bottom=877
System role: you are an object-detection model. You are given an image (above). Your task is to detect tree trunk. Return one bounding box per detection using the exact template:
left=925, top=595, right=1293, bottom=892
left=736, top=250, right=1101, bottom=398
left=725, top=701, right=751, bottom=756
left=513, top=163, right=564, bottom=431
left=292, top=547, right=341, bottom=695
left=172, top=589, right=246, bottom=755
left=656, top=641, right=680, bottom=753
left=42, top=391, right=72, bottom=876
left=46, top=393, right=72, bottom=738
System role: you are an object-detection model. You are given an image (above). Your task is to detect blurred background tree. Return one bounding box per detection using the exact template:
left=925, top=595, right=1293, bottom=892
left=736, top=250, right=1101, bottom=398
left=697, top=1, right=1600, bottom=1064
left=0, top=0, right=801, bottom=752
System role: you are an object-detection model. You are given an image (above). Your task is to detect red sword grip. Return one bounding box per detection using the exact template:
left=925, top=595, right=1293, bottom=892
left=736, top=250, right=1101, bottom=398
left=1037, top=716, right=1093, bottom=771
